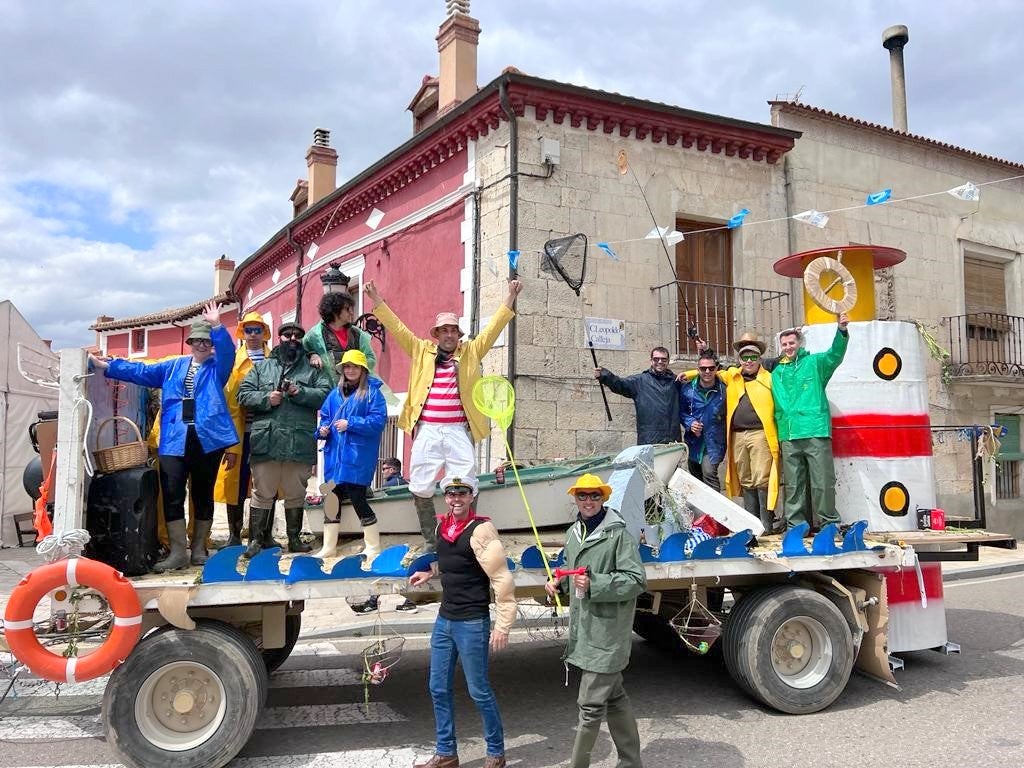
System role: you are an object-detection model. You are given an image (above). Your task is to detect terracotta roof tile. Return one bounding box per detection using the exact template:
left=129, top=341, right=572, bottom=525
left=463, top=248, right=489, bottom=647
left=90, top=292, right=236, bottom=332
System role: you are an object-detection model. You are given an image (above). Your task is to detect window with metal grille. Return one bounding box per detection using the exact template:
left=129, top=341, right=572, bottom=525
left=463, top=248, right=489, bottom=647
left=995, top=414, right=1022, bottom=500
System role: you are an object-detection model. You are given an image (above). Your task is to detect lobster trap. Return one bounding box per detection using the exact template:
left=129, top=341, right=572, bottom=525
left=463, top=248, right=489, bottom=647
left=668, top=591, right=723, bottom=655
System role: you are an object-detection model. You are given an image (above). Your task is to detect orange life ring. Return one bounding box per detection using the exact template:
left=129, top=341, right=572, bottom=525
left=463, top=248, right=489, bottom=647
left=3, top=558, right=142, bottom=683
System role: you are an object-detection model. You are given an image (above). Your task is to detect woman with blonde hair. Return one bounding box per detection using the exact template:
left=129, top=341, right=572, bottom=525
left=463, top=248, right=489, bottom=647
left=315, top=350, right=387, bottom=563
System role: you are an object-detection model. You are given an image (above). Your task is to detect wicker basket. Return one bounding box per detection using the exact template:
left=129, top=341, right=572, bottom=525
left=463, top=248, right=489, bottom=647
left=93, top=416, right=149, bottom=473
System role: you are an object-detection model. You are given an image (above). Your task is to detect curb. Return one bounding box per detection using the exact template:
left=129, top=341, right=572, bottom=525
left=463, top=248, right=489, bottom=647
left=941, top=560, right=1024, bottom=583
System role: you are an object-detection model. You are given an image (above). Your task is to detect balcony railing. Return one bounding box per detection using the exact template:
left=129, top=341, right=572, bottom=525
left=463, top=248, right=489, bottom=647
left=944, top=313, right=1024, bottom=378
left=651, top=280, right=792, bottom=359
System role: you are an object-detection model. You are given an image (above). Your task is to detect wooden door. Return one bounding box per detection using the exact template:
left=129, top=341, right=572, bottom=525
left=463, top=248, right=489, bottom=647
left=674, top=219, right=733, bottom=355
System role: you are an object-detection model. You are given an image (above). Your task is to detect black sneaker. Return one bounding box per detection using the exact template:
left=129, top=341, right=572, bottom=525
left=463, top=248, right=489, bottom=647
left=395, top=599, right=419, bottom=613
left=350, top=597, right=379, bottom=614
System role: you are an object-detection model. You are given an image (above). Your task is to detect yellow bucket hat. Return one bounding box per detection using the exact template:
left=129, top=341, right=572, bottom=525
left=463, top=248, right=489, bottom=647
left=235, top=310, right=270, bottom=340
left=337, top=348, right=369, bottom=372
left=566, top=473, right=612, bottom=501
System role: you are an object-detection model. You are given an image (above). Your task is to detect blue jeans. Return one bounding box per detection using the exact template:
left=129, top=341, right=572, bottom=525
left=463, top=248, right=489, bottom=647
left=428, top=615, right=504, bottom=758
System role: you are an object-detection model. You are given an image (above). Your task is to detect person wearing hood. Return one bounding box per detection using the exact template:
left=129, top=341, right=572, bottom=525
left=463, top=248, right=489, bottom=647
left=89, top=302, right=237, bottom=571
left=408, top=476, right=515, bottom=768
left=363, top=278, right=522, bottom=555
left=304, top=290, right=376, bottom=385
left=594, top=346, right=681, bottom=445
left=546, top=473, right=646, bottom=768
left=772, top=314, right=850, bottom=531
left=213, top=311, right=270, bottom=547
left=314, top=349, right=387, bottom=564
left=237, top=322, right=331, bottom=556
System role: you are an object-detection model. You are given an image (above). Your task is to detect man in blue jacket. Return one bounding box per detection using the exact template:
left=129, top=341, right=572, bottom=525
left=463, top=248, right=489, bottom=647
left=595, top=346, right=681, bottom=445
left=679, top=351, right=726, bottom=491
left=90, top=302, right=237, bottom=571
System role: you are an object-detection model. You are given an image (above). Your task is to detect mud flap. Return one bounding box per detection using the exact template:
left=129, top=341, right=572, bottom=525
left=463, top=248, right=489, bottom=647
left=843, top=570, right=898, bottom=688
left=157, top=587, right=198, bottom=630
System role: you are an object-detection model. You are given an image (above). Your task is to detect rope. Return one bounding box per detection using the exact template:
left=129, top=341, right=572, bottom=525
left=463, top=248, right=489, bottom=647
left=71, top=396, right=95, bottom=478
left=35, top=529, right=91, bottom=563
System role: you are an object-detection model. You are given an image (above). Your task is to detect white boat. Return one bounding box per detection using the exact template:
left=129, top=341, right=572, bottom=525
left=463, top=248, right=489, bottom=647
left=307, top=443, right=688, bottom=535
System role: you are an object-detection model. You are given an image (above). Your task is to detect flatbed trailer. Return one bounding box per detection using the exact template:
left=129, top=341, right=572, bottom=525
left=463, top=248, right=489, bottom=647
left=4, top=350, right=1017, bottom=768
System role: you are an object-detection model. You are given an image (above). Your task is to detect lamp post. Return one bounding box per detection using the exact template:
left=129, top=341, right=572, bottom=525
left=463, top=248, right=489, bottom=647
left=320, top=262, right=350, bottom=294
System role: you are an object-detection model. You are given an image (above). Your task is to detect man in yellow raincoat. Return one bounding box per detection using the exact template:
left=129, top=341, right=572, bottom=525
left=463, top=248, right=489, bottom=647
left=213, top=311, right=270, bottom=547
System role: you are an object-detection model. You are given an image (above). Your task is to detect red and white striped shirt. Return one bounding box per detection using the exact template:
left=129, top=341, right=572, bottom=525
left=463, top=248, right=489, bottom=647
left=420, top=359, right=467, bottom=426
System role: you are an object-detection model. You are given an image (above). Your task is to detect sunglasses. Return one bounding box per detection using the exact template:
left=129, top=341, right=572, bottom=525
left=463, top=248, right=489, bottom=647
left=651, top=357, right=669, bottom=363
left=190, top=339, right=212, bottom=346
left=740, top=354, right=760, bottom=362
left=575, top=491, right=604, bottom=501
left=280, top=332, right=304, bottom=340
left=243, top=327, right=264, bottom=335
left=698, top=365, right=717, bottom=372
left=444, top=488, right=471, bottom=496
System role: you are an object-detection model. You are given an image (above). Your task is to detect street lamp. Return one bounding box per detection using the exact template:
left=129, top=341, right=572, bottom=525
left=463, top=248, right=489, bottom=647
left=319, top=262, right=350, bottom=294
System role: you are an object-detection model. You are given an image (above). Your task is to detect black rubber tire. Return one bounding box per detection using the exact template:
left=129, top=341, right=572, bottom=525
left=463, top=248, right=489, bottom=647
left=259, top=612, right=302, bottom=673
left=632, top=611, right=687, bottom=653
left=722, top=585, right=854, bottom=714
left=102, top=620, right=268, bottom=768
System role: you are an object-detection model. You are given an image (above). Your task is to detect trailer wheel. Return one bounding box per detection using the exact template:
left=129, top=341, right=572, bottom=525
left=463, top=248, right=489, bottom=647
left=632, top=612, right=686, bottom=653
left=259, top=612, right=301, bottom=673
left=723, top=586, right=853, bottom=714
left=102, top=620, right=268, bottom=768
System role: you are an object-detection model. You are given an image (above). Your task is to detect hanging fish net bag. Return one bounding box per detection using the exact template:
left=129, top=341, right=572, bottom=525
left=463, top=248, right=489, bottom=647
left=542, top=234, right=588, bottom=296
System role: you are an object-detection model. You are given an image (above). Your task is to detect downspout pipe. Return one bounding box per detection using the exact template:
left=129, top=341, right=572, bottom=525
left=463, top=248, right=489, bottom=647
left=288, top=224, right=304, bottom=322
left=499, top=79, right=519, bottom=454
left=782, top=156, right=801, bottom=325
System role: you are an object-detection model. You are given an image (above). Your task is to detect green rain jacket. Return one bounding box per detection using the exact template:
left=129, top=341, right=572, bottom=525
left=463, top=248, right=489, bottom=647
left=558, top=508, right=646, bottom=675
left=771, top=329, right=849, bottom=441
left=237, top=346, right=331, bottom=465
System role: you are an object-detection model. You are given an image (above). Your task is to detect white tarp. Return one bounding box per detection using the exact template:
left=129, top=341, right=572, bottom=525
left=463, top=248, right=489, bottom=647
left=0, top=301, right=58, bottom=547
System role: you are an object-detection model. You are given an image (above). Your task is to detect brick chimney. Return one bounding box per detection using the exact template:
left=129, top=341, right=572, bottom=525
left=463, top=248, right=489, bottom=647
left=306, top=128, right=338, bottom=207
left=94, top=315, right=113, bottom=350
left=214, top=256, right=235, bottom=296
left=436, top=0, right=480, bottom=115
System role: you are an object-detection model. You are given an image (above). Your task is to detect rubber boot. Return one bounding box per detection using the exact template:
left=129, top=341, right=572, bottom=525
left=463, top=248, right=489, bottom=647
left=286, top=507, right=312, bottom=553
left=742, top=489, right=760, bottom=518
left=226, top=504, right=244, bottom=547
left=261, top=507, right=278, bottom=548
left=190, top=519, right=213, bottom=566
left=413, top=495, right=439, bottom=553
left=757, top=489, right=776, bottom=533
left=315, top=521, right=342, bottom=558
left=244, top=507, right=272, bottom=558
left=154, top=519, right=189, bottom=572
left=360, top=522, right=381, bottom=570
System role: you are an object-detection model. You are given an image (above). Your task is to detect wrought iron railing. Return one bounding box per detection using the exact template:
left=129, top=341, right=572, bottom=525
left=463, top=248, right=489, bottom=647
left=651, top=280, right=792, bottom=359
left=944, top=313, right=1024, bottom=378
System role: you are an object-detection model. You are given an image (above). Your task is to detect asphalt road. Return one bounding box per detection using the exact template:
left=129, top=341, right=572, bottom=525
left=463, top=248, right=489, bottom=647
left=1, top=572, right=1021, bottom=767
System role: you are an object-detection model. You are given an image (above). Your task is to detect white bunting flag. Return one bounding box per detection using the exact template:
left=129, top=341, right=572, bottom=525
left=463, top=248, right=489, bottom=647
left=947, top=182, right=980, bottom=202
left=793, top=209, right=829, bottom=228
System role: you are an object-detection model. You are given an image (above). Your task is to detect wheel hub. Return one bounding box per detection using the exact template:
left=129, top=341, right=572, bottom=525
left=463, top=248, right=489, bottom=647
left=136, top=661, right=227, bottom=751
left=770, top=615, right=834, bottom=690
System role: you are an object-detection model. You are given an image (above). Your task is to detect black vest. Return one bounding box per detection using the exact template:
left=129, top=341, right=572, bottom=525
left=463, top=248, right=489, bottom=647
left=322, top=324, right=363, bottom=366
left=438, top=519, right=491, bottom=622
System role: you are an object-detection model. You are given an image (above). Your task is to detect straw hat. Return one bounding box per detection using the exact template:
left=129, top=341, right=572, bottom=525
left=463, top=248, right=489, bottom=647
left=566, top=473, right=613, bottom=501
left=731, top=331, right=767, bottom=356
left=336, top=349, right=369, bottom=372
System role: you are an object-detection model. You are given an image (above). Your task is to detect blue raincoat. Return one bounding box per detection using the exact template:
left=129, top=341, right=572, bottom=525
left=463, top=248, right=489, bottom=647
left=105, top=326, right=238, bottom=456
left=317, top=377, right=387, bottom=487
left=679, top=376, right=726, bottom=465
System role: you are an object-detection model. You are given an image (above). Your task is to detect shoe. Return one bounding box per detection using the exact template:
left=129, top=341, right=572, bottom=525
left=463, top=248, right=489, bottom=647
left=395, top=598, right=418, bottom=613
left=413, top=755, right=459, bottom=768
left=351, top=596, right=379, bottom=614
left=482, top=757, right=506, bottom=768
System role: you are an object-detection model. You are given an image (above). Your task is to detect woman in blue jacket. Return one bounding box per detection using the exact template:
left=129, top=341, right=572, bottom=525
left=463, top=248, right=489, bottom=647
left=315, top=349, right=387, bottom=566
left=89, top=302, right=237, bottom=571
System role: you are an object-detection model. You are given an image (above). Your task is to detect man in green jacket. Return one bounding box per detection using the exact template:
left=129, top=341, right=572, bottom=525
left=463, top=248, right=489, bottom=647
left=238, top=322, right=332, bottom=556
left=546, top=473, right=647, bottom=768
left=304, top=291, right=377, bottom=385
left=771, top=314, right=849, bottom=531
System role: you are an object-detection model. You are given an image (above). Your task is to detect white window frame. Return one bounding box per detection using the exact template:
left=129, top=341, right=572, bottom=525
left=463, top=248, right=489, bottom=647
left=128, top=328, right=148, bottom=358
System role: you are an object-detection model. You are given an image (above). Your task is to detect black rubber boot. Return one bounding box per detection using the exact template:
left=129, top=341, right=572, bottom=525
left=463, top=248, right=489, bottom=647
left=245, top=507, right=271, bottom=558
left=285, top=507, right=312, bottom=553
left=413, top=495, right=439, bottom=553
left=226, top=504, right=244, bottom=547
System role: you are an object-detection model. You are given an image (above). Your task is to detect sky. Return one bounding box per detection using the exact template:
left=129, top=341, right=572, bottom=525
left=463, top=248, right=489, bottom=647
left=2, top=0, right=1021, bottom=350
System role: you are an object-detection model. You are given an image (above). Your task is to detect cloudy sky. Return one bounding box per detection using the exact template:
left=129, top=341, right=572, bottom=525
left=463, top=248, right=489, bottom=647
left=2, top=0, right=1021, bottom=350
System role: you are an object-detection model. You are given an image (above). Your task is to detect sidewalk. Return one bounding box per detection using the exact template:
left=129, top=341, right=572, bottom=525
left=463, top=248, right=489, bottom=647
left=0, top=538, right=1020, bottom=641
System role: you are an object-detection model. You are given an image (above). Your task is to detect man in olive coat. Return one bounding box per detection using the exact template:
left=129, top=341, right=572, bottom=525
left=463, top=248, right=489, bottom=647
left=546, top=473, right=647, bottom=768
left=238, top=322, right=331, bottom=555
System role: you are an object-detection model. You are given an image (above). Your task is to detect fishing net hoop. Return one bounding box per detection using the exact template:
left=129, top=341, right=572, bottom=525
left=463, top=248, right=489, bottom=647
left=542, top=234, right=588, bottom=295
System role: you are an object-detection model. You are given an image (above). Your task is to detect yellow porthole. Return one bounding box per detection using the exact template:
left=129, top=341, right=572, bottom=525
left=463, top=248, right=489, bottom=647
left=879, top=480, right=910, bottom=517
left=873, top=347, right=903, bottom=381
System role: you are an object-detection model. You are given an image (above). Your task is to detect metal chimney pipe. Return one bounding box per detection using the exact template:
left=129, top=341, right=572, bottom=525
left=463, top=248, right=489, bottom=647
left=882, top=25, right=909, bottom=132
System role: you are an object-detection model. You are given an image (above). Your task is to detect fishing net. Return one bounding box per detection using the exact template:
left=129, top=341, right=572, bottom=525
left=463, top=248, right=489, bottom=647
left=471, top=375, right=515, bottom=431
left=359, top=611, right=406, bottom=705
left=542, top=234, right=588, bottom=296
left=669, top=590, right=722, bottom=655
left=518, top=602, right=569, bottom=644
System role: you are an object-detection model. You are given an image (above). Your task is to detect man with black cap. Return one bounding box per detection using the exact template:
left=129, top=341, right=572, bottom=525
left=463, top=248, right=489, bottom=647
left=238, top=321, right=331, bottom=556
left=89, top=302, right=237, bottom=570
left=363, top=278, right=522, bottom=554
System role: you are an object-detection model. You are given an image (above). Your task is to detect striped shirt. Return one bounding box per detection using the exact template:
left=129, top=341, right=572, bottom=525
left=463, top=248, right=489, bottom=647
left=420, top=359, right=467, bottom=426
left=183, top=361, right=199, bottom=397
left=243, top=348, right=265, bottom=430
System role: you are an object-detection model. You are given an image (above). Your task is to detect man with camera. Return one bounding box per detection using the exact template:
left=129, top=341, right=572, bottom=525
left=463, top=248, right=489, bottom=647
left=238, top=321, right=331, bottom=556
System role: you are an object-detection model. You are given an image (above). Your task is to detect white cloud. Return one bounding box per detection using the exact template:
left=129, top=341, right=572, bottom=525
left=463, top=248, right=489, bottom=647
left=1, top=0, right=1021, bottom=349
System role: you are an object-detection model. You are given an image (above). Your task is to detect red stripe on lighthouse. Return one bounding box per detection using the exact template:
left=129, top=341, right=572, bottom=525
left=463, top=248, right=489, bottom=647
left=885, top=563, right=944, bottom=605
left=831, top=413, right=933, bottom=458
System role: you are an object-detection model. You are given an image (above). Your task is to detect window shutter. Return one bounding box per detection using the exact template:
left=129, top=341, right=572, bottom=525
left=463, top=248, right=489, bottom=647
left=995, top=414, right=1022, bottom=461
left=964, top=257, right=1007, bottom=316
